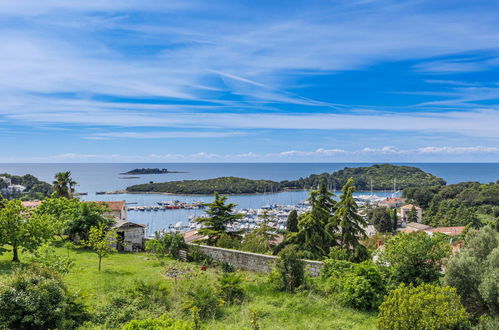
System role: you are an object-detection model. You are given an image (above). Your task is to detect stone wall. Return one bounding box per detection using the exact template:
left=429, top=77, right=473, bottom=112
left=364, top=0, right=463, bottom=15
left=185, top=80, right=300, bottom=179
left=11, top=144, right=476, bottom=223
left=190, top=244, right=323, bottom=276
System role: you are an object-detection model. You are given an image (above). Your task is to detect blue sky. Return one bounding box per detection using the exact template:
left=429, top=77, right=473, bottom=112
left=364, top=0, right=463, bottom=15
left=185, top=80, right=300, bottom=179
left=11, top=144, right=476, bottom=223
left=1, top=0, right=499, bottom=162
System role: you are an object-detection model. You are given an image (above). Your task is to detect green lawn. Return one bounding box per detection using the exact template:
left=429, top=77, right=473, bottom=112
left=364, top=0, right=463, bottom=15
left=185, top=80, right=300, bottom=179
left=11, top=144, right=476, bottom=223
left=0, top=245, right=376, bottom=329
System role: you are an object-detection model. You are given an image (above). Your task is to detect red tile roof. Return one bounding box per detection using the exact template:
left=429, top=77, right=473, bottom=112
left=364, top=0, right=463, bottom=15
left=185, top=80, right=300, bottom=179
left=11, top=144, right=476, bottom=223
left=21, top=201, right=41, bottom=208
left=426, top=226, right=465, bottom=236
left=86, top=201, right=126, bottom=211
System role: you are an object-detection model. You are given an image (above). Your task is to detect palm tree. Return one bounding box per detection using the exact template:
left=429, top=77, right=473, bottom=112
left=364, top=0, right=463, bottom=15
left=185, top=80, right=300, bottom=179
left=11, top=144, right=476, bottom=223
left=53, top=171, right=77, bottom=198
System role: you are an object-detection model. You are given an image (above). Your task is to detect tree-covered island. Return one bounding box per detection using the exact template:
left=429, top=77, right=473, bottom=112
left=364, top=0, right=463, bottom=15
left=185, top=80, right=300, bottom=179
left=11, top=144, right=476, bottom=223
left=125, top=164, right=446, bottom=194
left=120, top=168, right=185, bottom=175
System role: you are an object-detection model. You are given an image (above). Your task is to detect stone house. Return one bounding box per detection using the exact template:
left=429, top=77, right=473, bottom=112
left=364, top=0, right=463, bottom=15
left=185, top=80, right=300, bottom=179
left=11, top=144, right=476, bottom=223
left=400, top=204, right=423, bottom=223
left=112, top=220, right=146, bottom=252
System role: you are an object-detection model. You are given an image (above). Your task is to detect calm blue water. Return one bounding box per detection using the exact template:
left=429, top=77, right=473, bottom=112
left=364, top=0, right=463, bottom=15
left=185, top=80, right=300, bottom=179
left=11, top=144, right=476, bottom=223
left=1, top=163, right=497, bottom=234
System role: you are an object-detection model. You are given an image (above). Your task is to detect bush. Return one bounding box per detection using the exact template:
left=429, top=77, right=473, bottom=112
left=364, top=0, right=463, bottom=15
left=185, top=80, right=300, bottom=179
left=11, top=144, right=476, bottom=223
left=271, top=245, right=306, bottom=293
left=0, top=267, right=86, bottom=330
left=220, top=261, right=235, bottom=273
left=146, top=231, right=187, bottom=260
left=96, top=280, right=170, bottom=328
left=380, top=231, right=451, bottom=285
left=217, top=233, right=242, bottom=250
left=29, top=243, right=74, bottom=275
left=182, top=278, right=223, bottom=320
left=188, top=245, right=214, bottom=266
left=377, top=283, right=469, bottom=330
left=218, top=273, right=245, bottom=304
left=123, top=315, right=195, bottom=330
left=321, top=260, right=386, bottom=310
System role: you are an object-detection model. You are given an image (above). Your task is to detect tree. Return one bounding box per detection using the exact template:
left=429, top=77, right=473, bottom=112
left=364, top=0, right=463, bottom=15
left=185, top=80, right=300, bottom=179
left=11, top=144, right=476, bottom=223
left=146, top=231, right=187, bottom=260
left=407, top=206, right=419, bottom=223
left=377, top=283, right=469, bottom=330
left=286, top=210, right=298, bottom=233
left=287, top=181, right=337, bottom=259
left=368, top=207, right=392, bottom=233
left=0, top=200, right=55, bottom=262
left=53, top=171, right=77, bottom=198
left=380, top=231, right=451, bottom=285
left=332, top=178, right=367, bottom=252
left=35, top=197, right=80, bottom=239
left=194, top=192, right=243, bottom=245
left=83, top=225, right=117, bottom=271
left=65, top=202, right=114, bottom=241
left=444, top=226, right=498, bottom=318
left=392, top=208, right=398, bottom=231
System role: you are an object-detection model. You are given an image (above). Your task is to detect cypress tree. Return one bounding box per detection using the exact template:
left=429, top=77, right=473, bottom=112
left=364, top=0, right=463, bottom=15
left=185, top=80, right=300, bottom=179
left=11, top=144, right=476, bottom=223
left=286, top=210, right=298, bottom=233
left=392, top=208, right=398, bottom=231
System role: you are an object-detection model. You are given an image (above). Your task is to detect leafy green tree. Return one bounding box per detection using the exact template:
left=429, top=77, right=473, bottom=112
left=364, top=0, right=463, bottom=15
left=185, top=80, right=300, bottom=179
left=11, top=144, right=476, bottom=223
left=35, top=197, right=80, bottom=238
left=194, top=192, right=243, bottom=245
left=83, top=225, right=117, bottom=271
left=444, top=226, right=498, bottom=318
left=287, top=181, right=337, bottom=258
left=380, top=231, right=451, bottom=285
left=377, top=283, right=469, bottom=330
left=241, top=210, right=278, bottom=253
left=53, top=171, right=77, bottom=198
left=65, top=201, right=113, bottom=241
left=0, top=200, right=55, bottom=262
left=286, top=210, right=298, bottom=233
left=368, top=207, right=393, bottom=233
left=332, top=178, right=367, bottom=253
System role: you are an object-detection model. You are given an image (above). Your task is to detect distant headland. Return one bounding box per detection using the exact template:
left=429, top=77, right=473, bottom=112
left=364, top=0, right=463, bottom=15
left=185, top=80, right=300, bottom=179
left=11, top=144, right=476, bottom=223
left=125, top=164, right=446, bottom=195
left=120, top=168, right=187, bottom=175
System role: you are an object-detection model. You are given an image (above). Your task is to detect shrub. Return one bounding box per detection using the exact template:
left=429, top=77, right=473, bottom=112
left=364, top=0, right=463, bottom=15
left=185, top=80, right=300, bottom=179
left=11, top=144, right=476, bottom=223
left=29, top=243, right=74, bottom=275
left=182, top=278, right=223, bottom=319
left=321, top=260, right=386, bottom=310
left=271, top=245, right=306, bottom=293
left=218, top=273, right=245, bottom=304
left=377, top=283, right=469, bottom=330
left=216, top=233, right=241, bottom=250
left=96, top=280, right=170, bottom=328
left=188, top=245, right=214, bottom=266
left=146, top=231, right=188, bottom=260
left=123, top=315, right=195, bottom=330
left=220, top=261, right=235, bottom=273
left=0, top=267, right=86, bottom=330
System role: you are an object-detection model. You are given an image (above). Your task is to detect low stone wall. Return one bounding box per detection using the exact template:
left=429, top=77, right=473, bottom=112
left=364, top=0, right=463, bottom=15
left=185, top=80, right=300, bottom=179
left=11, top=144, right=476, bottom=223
left=190, top=244, right=323, bottom=276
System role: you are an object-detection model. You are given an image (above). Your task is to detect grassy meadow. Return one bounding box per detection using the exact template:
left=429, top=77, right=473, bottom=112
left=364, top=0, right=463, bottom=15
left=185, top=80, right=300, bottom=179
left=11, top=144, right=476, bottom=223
left=0, top=244, right=376, bottom=329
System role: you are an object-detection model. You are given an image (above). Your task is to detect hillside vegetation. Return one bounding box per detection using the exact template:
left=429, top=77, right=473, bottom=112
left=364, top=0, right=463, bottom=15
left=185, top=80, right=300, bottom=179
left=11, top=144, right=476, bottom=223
left=127, top=176, right=282, bottom=194
left=0, top=173, right=52, bottom=200
left=126, top=164, right=445, bottom=194
left=403, top=181, right=499, bottom=227
left=281, top=164, right=446, bottom=191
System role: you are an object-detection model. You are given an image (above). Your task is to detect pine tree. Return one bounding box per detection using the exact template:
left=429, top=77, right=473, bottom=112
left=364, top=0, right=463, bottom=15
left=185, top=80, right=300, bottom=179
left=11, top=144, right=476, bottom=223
left=286, top=210, right=298, bottom=233
left=194, top=192, right=243, bottom=245
left=332, top=178, right=367, bottom=252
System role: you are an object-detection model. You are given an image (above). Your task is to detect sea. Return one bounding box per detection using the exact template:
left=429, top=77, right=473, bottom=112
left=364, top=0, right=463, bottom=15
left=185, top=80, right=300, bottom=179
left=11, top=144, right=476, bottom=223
left=1, top=163, right=497, bottom=235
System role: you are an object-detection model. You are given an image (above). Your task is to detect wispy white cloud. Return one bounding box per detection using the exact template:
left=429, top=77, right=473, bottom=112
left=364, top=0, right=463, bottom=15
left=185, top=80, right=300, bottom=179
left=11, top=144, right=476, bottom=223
left=3, top=145, right=498, bottom=163
left=85, top=131, right=245, bottom=140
